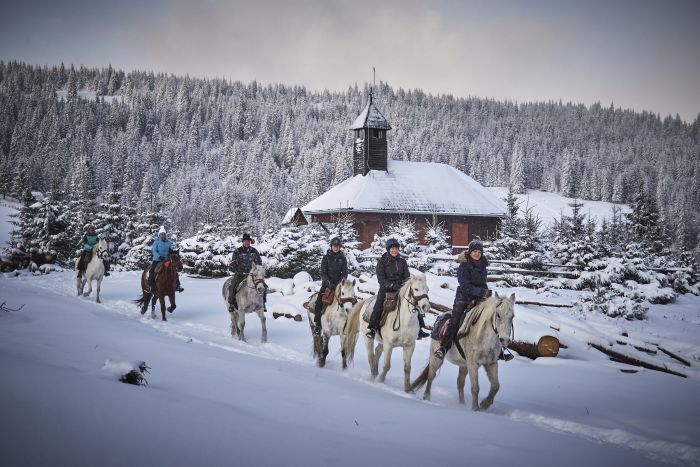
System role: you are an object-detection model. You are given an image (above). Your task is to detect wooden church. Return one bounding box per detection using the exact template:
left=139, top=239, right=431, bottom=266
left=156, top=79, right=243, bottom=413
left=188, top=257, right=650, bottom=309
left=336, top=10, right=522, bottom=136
left=300, top=94, right=506, bottom=250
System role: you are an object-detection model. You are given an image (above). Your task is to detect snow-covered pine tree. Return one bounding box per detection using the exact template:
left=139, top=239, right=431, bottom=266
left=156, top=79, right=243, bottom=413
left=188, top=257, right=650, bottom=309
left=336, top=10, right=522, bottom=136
left=370, top=216, right=427, bottom=271
left=326, top=211, right=361, bottom=274
left=179, top=223, right=236, bottom=277
left=94, top=179, right=136, bottom=267
left=259, top=225, right=327, bottom=279
left=122, top=209, right=171, bottom=270
left=424, top=217, right=454, bottom=275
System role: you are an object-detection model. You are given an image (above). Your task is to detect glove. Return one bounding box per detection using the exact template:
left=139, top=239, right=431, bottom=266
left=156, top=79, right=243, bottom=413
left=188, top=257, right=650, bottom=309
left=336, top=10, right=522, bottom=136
left=482, top=288, right=492, bottom=298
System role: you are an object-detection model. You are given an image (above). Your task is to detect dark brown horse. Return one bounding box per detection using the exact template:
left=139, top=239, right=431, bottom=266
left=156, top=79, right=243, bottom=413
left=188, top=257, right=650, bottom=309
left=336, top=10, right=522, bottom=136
left=135, top=251, right=183, bottom=321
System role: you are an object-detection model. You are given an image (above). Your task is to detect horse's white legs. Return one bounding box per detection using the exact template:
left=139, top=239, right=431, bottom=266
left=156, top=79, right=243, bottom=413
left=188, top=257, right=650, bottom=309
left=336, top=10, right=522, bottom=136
left=402, top=343, right=415, bottom=392
left=95, top=278, right=102, bottom=303
left=457, top=366, right=468, bottom=405
left=83, top=279, right=93, bottom=297
left=237, top=312, right=246, bottom=342
left=258, top=308, right=267, bottom=343
left=379, top=344, right=393, bottom=383
left=468, top=361, right=480, bottom=411
left=229, top=311, right=238, bottom=337
left=365, top=336, right=379, bottom=379
left=480, top=362, right=500, bottom=410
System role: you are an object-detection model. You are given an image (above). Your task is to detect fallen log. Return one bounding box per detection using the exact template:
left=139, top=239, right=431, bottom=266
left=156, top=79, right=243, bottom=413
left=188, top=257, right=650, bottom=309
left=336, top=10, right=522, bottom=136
left=272, top=312, right=303, bottom=322
left=508, top=335, right=560, bottom=359
left=657, top=346, right=691, bottom=367
left=588, top=343, right=687, bottom=378
left=515, top=300, right=575, bottom=308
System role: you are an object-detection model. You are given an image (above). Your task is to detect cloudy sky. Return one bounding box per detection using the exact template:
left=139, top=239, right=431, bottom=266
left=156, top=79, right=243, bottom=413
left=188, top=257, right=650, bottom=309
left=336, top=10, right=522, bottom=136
left=1, top=0, right=698, bottom=121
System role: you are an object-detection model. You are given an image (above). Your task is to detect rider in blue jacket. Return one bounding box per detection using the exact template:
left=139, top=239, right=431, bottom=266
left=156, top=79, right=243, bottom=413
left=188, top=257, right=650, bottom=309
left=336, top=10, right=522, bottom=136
left=146, top=227, right=183, bottom=293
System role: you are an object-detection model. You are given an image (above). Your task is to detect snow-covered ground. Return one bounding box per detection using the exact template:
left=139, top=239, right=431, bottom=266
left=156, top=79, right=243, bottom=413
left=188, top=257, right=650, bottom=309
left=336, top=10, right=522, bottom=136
left=487, top=187, right=631, bottom=226
left=2, top=195, right=699, bottom=466
left=1, top=269, right=699, bottom=467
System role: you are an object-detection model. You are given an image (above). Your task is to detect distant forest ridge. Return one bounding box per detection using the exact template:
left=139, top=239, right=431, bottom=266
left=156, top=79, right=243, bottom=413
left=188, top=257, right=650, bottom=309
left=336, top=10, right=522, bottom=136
left=1, top=61, right=698, bottom=247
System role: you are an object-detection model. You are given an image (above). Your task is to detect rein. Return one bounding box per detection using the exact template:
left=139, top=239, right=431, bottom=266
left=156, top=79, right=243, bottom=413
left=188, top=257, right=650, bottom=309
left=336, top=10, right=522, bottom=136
left=391, top=280, right=428, bottom=331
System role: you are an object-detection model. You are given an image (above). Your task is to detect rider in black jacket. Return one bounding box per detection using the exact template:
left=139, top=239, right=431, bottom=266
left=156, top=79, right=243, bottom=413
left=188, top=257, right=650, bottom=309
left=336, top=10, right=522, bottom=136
left=366, top=238, right=430, bottom=339
left=228, top=233, right=262, bottom=310
left=312, top=237, right=348, bottom=335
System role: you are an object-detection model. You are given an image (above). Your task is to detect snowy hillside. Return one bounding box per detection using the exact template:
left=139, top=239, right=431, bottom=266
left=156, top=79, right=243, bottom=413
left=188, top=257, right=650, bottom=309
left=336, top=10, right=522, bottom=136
left=487, top=187, right=631, bottom=226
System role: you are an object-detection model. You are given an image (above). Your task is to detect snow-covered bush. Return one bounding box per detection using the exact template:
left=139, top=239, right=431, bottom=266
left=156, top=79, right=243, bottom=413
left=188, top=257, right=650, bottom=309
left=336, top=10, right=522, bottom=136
left=179, top=225, right=238, bottom=277
left=258, top=225, right=326, bottom=279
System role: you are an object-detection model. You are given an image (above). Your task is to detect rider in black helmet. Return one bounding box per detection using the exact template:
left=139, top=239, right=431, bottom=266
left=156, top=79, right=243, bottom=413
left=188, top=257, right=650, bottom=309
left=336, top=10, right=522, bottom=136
left=312, top=237, right=348, bottom=336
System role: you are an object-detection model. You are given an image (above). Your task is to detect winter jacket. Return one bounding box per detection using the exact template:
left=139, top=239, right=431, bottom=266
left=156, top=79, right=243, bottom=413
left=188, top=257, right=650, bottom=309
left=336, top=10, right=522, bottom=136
left=321, top=249, right=348, bottom=287
left=230, top=246, right=262, bottom=275
left=151, top=237, right=174, bottom=262
left=454, top=252, right=489, bottom=304
left=376, top=252, right=410, bottom=292
left=82, top=234, right=98, bottom=252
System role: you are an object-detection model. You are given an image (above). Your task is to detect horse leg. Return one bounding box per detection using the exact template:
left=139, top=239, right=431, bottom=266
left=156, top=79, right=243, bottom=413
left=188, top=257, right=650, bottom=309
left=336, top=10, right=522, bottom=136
left=237, top=312, right=246, bottom=342
left=258, top=307, right=267, bottom=343
left=379, top=345, right=393, bottom=383
left=95, top=277, right=102, bottom=303
left=341, top=334, right=348, bottom=370
left=83, top=278, right=92, bottom=297
left=160, top=296, right=167, bottom=321
left=364, top=335, right=378, bottom=379
left=457, top=366, right=468, bottom=405
left=318, top=334, right=328, bottom=368
left=150, top=295, right=157, bottom=319
left=228, top=311, right=238, bottom=337
left=480, top=362, right=500, bottom=411
left=167, top=294, right=176, bottom=313
left=468, top=361, right=481, bottom=411
left=402, top=343, right=416, bottom=393
left=140, top=293, right=150, bottom=315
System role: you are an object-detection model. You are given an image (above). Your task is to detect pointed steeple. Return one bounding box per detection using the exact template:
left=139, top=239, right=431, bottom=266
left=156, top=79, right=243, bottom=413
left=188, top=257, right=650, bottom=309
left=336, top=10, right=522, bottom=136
left=351, top=91, right=391, bottom=176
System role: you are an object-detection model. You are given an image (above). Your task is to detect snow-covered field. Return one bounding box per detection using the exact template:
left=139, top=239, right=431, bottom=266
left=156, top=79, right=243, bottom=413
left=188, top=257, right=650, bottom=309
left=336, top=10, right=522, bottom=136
left=2, top=198, right=700, bottom=467
left=488, top=187, right=631, bottom=226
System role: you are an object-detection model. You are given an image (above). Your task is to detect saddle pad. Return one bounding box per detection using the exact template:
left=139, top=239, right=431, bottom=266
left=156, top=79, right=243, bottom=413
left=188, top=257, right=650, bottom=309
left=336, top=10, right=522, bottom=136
left=305, top=292, right=329, bottom=315
left=361, top=297, right=392, bottom=328
left=431, top=313, right=452, bottom=341
left=321, top=288, right=333, bottom=305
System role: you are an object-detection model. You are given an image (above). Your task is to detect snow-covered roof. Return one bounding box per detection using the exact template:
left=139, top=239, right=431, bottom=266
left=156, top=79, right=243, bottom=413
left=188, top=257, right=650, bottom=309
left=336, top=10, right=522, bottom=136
left=281, top=207, right=308, bottom=225
left=302, top=160, right=507, bottom=216
left=350, top=102, right=392, bottom=130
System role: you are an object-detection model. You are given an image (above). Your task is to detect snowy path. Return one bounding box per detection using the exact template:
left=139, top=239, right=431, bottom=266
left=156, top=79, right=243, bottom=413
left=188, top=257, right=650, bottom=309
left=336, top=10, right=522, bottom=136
left=2, top=271, right=699, bottom=466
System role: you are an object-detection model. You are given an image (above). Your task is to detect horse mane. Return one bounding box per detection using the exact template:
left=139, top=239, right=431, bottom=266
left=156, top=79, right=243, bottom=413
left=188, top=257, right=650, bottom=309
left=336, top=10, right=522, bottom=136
left=457, top=297, right=502, bottom=339
left=401, top=273, right=426, bottom=294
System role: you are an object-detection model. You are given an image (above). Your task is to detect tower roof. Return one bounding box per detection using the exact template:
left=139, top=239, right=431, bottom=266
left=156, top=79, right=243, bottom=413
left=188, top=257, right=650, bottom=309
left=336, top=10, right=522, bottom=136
left=350, top=101, right=392, bottom=130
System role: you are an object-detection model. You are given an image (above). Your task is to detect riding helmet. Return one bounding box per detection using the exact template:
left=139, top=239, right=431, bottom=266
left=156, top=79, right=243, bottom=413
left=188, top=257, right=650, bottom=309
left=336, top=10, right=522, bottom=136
left=385, top=238, right=400, bottom=250
left=330, top=237, right=342, bottom=247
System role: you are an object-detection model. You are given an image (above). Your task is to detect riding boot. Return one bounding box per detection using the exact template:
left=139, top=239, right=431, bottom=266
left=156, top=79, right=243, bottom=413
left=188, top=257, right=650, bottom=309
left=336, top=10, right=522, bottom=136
left=367, top=289, right=386, bottom=338
left=77, top=251, right=86, bottom=277
left=436, top=301, right=468, bottom=358
left=313, top=287, right=325, bottom=333
left=103, top=260, right=111, bottom=277
left=499, top=347, right=514, bottom=362
left=146, top=263, right=157, bottom=293
left=417, top=313, right=430, bottom=340
left=228, top=275, right=243, bottom=310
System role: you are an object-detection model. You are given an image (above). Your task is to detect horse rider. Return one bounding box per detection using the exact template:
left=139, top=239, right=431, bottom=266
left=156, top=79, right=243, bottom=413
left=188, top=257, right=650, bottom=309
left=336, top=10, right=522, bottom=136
left=227, top=233, right=263, bottom=311
left=77, top=224, right=110, bottom=277
left=146, top=226, right=184, bottom=294
left=434, top=239, right=510, bottom=361
left=366, top=238, right=430, bottom=340
left=312, top=237, right=348, bottom=336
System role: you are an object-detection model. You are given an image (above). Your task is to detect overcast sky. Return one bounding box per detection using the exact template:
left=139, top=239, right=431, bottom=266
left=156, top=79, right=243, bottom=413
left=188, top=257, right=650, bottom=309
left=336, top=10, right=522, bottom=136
left=1, top=0, right=698, bottom=121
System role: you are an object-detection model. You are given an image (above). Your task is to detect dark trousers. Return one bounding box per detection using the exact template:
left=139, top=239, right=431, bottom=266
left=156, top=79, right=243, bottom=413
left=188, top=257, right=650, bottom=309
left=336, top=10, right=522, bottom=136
left=439, top=300, right=471, bottom=350
left=313, top=285, right=330, bottom=327
left=369, top=288, right=387, bottom=330
left=228, top=273, right=246, bottom=306
left=77, top=250, right=89, bottom=271
left=147, top=261, right=159, bottom=287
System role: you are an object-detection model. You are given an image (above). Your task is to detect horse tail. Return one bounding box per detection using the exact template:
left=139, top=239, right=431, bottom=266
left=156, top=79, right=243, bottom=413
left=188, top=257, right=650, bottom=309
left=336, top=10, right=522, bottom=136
left=409, top=363, right=430, bottom=393
left=343, top=298, right=365, bottom=364
left=134, top=292, right=149, bottom=308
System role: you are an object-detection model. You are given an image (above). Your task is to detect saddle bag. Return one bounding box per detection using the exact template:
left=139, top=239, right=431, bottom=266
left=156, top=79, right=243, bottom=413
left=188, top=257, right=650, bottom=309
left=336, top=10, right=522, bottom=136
left=383, top=291, right=399, bottom=313
left=321, top=288, right=334, bottom=305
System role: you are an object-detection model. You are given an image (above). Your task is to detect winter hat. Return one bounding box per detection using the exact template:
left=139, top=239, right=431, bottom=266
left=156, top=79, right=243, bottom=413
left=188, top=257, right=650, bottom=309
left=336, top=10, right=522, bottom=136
left=158, top=226, right=167, bottom=235
left=330, top=237, right=342, bottom=247
left=86, top=224, right=96, bottom=231
left=242, top=233, right=254, bottom=243
left=467, top=239, right=484, bottom=254
left=385, top=238, right=400, bottom=250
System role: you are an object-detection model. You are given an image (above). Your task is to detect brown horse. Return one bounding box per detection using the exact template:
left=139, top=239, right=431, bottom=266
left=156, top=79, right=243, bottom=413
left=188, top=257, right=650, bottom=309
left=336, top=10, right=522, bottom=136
left=135, top=251, right=183, bottom=321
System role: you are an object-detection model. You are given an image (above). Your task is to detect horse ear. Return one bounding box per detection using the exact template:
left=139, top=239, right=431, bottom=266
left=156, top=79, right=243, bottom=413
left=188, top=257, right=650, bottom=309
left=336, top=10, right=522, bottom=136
left=509, top=292, right=516, bottom=302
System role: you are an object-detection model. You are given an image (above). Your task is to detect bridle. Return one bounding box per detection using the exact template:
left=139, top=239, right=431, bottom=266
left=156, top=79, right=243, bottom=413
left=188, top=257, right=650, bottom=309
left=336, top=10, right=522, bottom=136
left=490, top=300, right=515, bottom=342
left=404, top=283, right=429, bottom=314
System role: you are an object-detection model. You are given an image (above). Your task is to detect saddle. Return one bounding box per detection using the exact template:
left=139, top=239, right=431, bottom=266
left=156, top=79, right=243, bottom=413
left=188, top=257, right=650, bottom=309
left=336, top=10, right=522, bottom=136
left=85, top=251, right=93, bottom=264
left=154, top=260, right=172, bottom=274
left=362, top=291, right=400, bottom=328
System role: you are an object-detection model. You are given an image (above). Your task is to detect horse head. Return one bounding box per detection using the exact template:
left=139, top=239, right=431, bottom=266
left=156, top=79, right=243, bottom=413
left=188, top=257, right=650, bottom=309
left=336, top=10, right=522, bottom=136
left=492, top=292, right=515, bottom=347
left=251, top=264, right=266, bottom=295
left=170, top=250, right=184, bottom=272
left=406, top=274, right=431, bottom=315
left=337, top=278, right=357, bottom=313
left=95, top=239, right=109, bottom=262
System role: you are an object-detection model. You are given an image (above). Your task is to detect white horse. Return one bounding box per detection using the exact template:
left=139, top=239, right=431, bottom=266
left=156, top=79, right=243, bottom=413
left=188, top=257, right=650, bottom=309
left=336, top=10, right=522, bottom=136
left=410, top=293, right=515, bottom=411
left=222, top=264, right=267, bottom=343
left=75, top=239, right=109, bottom=303
left=305, top=279, right=357, bottom=369
left=346, top=274, right=431, bottom=392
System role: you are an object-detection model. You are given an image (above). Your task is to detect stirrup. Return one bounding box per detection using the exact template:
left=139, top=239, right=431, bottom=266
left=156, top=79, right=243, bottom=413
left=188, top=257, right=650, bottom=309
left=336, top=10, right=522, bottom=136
left=365, top=328, right=376, bottom=339
left=417, top=329, right=430, bottom=340
left=313, top=326, right=322, bottom=336
left=177, top=287, right=184, bottom=292
left=434, top=346, right=446, bottom=360
left=145, top=286, right=152, bottom=294
left=499, top=347, right=514, bottom=362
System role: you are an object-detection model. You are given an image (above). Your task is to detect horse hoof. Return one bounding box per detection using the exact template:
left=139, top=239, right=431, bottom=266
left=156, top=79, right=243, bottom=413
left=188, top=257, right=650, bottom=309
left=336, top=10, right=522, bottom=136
left=423, top=394, right=431, bottom=401
left=83, top=293, right=89, bottom=297
left=96, top=299, right=101, bottom=304
left=140, top=309, right=147, bottom=315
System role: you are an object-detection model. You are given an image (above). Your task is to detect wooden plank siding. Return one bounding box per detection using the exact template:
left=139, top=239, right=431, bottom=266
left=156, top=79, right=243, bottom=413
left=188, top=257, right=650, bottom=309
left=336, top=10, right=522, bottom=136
left=309, top=212, right=501, bottom=251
